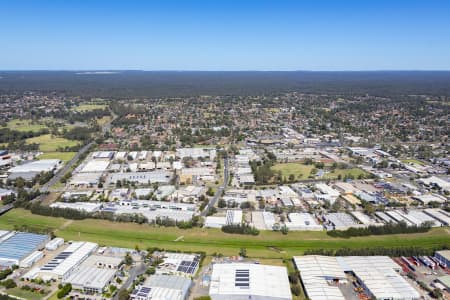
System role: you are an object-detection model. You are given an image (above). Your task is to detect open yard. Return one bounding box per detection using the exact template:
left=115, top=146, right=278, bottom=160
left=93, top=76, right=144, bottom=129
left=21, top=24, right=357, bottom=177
left=72, top=103, right=108, bottom=112
left=26, top=134, right=81, bottom=152
left=1, top=209, right=449, bottom=259
left=38, top=151, right=77, bottom=162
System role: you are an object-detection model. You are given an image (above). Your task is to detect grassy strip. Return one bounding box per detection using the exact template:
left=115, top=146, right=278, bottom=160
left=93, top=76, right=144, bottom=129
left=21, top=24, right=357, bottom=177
left=1, top=209, right=449, bottom=259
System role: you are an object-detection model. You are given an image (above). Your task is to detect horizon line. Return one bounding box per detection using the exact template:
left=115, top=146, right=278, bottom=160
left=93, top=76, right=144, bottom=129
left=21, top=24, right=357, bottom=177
left=2, top=69, right=450, bottom=72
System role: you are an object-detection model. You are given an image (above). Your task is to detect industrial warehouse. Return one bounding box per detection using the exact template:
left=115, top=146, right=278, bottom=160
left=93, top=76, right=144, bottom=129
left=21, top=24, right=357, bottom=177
left=294, top=255, right=421, bottom=300
left=0, top=231, right=49, bottom=267
left=209, top=263, right=292, bottom=300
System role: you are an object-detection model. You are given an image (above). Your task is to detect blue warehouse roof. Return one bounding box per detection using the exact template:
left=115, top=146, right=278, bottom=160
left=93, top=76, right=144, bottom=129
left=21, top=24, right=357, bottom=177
left=0, top=232, right=48, bottom=263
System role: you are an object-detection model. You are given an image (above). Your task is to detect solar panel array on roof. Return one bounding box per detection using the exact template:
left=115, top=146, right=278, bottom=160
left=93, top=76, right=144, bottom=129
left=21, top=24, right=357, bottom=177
left=133, top=286, right=152, bottom=298
left=0, top=232, right=48, bottom=264
left=41, top=251, right=73, bottom=271
left=235, top=269, right=250, bottom=288
left=176, top=260, right=198, bottom=274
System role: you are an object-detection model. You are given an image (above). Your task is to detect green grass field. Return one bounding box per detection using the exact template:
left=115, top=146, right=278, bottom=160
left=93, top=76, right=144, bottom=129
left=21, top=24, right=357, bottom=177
left=271, top=163, right=368, bottom=180
left=323, top=168, right=368, bottom=179
left=271, top=163, right=314, bottom=179
left=6, top=119, right=48, bottom=132
left=1, top=209, right=449, bottom=259
left=6, top=287, right=45, bottom=300
left=402, top=159, right=426, bottom=166
left=25, top=134, right=81, bottom=152
left=72, top=103, right=108, bottom=112
left=38, top=151, right=77, bottom=163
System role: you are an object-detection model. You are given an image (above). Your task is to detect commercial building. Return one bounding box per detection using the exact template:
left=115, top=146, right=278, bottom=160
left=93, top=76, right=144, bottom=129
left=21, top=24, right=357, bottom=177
left=50, top=202, right=102, bottom=213
left=323, top=213, right=359, bottom=230
left=435, top=250, right=450, bottom=268
left=294, top=255, right=420, bottom=300
left=8, top=159, right=61, bottom=173
left=293, top=255, right=346, bottom=300
left=176, top=148, right=216, bottom=160
left=156, top=252, right=200, bottom=276
left=337, top=256, right=420, bottom=300
left=209, top=263, right=292, bottom=300
left=79, top=160, right=110, bottom=173
left=26, top=241, right=98, bottom=281
left=69, top=172, right=102, bottom=188
left=109, top=171, right=173, bottom=185
left=204, top=210, right=242, bottom=228
left=8, top=159, right=62, bottom=181
left=131, top=275, right=192, bottom=300
left=285, top=213, right=322, bottom=231
left=19, top=251, right=44, bottom=268
left=45, top=238, right=64, bottom=251
left=314, top=183, right=340, bottom=204
left=0, top=231, right=49, bottom=267
left=62, top=254, right=121, bottom=294
left=424, top=209, right=450, bottom=226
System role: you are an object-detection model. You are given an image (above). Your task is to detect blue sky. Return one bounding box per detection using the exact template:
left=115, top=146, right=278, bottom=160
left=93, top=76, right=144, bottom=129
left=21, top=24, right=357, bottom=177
left=0, top=0, right=449, bottom=70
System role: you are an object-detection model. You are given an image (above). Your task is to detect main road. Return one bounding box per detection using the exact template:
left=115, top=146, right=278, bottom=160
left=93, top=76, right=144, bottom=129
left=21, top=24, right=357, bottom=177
left=201, top=156, right=228, bottom=217
left=39, top=110, right=117, bottom=195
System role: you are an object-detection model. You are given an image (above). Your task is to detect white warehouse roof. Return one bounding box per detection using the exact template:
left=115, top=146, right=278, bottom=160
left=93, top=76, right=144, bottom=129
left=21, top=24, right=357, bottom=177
left=293, top=255, right=346, bottom=300
left=337, top=256, right=420, bottom=300
left=9, top=159, right=61, bottom=173
left=209, top=263, right=292, bottom=300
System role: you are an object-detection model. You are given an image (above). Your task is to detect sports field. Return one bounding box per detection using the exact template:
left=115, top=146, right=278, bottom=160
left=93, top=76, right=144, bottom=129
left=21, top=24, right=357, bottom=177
left=25, top=134, right=81, bottom=152
left=271, top=162, right=368, bottom=180
left=72, top=103, right=108, bottom=112
left=1, top=209, right=449, bottom=259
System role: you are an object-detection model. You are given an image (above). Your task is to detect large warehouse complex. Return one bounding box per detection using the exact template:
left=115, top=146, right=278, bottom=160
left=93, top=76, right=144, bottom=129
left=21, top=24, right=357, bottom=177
left=0, top=231, right=49, bottom=267
left=25, top=241, right=98, bottom=281
left=209, top=263, right=292, bottom=300
left=294, top=255, right=421, bottom=300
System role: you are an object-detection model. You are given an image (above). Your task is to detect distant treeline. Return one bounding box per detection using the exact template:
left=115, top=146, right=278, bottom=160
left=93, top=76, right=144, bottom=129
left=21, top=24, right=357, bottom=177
left=327, top=221, right=433, bottom=238
left=303, top=245, right=448, bottom=257
left=2, top=71, right=450, bottom=97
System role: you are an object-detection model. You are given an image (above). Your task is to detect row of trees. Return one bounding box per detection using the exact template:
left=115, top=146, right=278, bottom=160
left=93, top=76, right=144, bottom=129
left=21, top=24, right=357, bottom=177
left=222, top=224, right=260, bottom=235
left=327, top=221, right=432, bottom=238
left=303, top=246, right=446, bottom=257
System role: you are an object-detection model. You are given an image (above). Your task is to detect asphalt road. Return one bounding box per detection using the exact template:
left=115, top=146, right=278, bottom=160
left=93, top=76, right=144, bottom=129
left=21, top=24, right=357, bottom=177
left=40, top=111, right=117, bottom=194
left=201, top=156, right=228, bottom=216
left=113, top=262, right=146, bottom=300
left=41, top=141, right=95, bottom=193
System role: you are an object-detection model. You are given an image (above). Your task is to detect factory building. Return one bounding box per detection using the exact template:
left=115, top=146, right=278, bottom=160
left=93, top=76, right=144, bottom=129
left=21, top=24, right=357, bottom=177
left=62, top=254, right=122, bottom=294
left=209, top=263, right=292, bottom=300
left=435, top=250, right=450, bottom=268
left=25, top=241, right=98, bottom=281
left=8, top=159, right=61, bottom=181
left=0, top=231, right=49, bottom=267
left=294, top=255, right=420, bottom=300
left=285, top=213, right=322, bottom=231
left=109, top=171, right=173, bottom=185
left=131, top=275, right=192, bottom=300
left=204, top=210, right=243, bottom=228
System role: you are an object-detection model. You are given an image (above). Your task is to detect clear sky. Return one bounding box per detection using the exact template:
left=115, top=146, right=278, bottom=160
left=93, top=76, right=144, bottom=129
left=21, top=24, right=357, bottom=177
left=1, top=0, right=449, bottom=71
